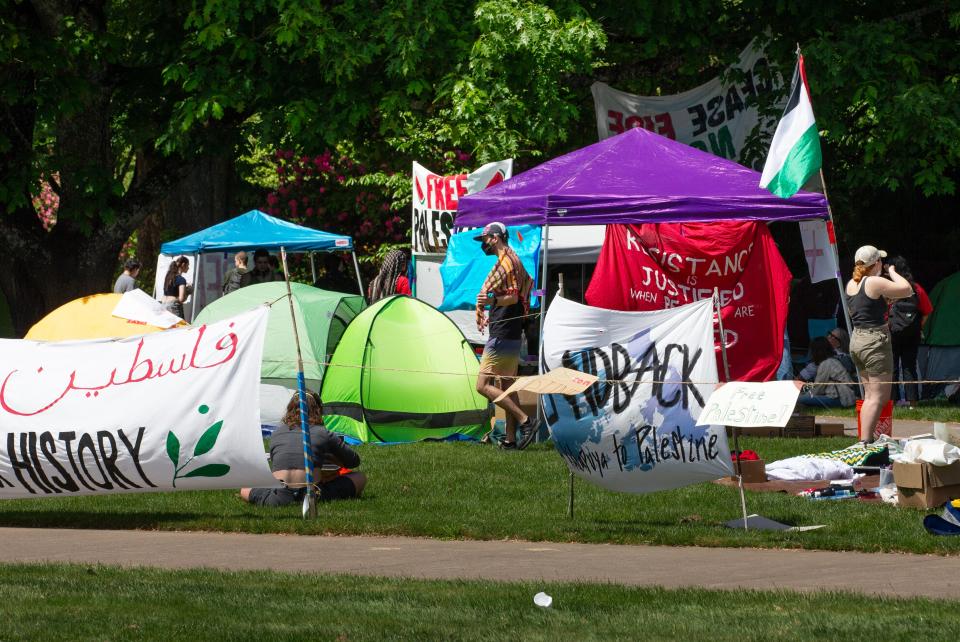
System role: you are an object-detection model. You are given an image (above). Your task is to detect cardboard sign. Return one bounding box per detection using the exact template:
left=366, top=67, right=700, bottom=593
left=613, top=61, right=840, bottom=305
left=0, top=307, right=278, bottom=499
left=542, top=297, right=733, bottom=494
left=697, top=381, right=801, bottom=428
left=493, top=367, right=598, bottom=403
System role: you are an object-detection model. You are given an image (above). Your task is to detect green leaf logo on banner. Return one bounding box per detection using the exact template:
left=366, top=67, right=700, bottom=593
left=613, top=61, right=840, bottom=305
left=166, top=431, right=181, bottom=468
left=168, top=406, right=231, bottom=487
left=193, top=420, right=223, bottom=457
left=182, top=464, right=230, bottom=479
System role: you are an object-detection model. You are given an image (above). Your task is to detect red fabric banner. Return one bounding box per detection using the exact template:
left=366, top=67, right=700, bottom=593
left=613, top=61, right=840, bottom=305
left=585, top=222, right=791, bottom=381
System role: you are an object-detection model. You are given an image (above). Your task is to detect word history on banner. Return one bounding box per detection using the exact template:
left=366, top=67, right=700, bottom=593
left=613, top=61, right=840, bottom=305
left=0, top=307, right=278, bottom=499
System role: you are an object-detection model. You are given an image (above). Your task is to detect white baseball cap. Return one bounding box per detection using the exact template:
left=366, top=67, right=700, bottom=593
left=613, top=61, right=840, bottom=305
left=854, top=245, right=887, bottom=265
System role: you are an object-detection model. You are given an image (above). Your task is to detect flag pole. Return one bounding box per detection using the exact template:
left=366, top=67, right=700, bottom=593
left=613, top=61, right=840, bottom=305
left=714, top=288, right=749, bottom=530
left=796, top=44, right=863, bottom=395
left=280, top=246, right=318, bottom=519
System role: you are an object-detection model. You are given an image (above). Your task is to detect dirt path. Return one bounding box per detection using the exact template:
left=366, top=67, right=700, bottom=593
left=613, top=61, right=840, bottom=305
left=2, top=527, right=959, bottom=599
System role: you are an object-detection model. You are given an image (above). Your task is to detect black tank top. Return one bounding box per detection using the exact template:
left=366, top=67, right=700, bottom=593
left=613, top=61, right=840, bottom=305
left=846, top=277, right=887, bottom=328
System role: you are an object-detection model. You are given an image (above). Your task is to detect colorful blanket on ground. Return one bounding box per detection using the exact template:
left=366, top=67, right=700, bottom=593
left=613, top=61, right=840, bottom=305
left=801, top=444, right=888, bottom=467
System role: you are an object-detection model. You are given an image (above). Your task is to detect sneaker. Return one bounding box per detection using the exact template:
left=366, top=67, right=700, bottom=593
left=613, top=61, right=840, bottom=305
left=499, top=440, right=518, bottom=450
left=516, top=417, right=540, bottom=450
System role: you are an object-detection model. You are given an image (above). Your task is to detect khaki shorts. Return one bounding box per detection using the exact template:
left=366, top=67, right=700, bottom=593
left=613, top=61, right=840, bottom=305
left=850, top=326, right=893, bottom=376
left=479, top=338, right=521, bottom=376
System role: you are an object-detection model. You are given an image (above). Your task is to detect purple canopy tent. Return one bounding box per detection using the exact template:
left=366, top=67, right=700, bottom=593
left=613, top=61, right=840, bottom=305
left=456, top=127, right=829, bottom=227
left=456, top=127, right=843, bottom=389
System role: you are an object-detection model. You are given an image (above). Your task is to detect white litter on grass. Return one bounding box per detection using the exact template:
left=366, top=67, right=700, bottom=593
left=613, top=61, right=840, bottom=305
left=534, top=592, right=553, bottom=608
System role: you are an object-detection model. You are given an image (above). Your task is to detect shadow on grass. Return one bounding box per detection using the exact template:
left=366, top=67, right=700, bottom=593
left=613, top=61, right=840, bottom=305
left=0, top=508, right=296, bottom=531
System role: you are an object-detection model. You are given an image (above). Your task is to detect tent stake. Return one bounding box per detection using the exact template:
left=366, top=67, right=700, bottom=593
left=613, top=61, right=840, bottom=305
left=281, top=246, right=318, bottom=519
left=714, top=288, right=748, bottom=531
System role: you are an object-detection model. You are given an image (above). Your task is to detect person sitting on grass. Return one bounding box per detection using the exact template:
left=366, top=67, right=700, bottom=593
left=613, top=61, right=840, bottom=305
left=241, top=391, right=366, bottom=506
left=796, top=337, right=857, bottom=409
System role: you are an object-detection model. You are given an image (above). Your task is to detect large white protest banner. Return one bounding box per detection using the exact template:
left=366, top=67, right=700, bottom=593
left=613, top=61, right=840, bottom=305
left=411, top=159, right=512, bottom=254
left=591, top=41, right=782, bottom=169
left=0, top=307, right=278, bottom=499
left=542, top=297, right=733, bottom=493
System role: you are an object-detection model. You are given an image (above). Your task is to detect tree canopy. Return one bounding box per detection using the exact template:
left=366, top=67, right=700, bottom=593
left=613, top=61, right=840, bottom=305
left=0, top=0, right=958, bottom=334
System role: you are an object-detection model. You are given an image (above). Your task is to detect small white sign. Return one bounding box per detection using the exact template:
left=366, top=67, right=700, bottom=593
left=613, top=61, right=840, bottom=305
left=696, top=381, right=800, bottom=428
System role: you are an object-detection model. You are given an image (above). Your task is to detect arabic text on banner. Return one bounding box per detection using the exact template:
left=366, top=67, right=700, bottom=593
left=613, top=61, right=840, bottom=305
left=0, top=307, right=278, bottom=499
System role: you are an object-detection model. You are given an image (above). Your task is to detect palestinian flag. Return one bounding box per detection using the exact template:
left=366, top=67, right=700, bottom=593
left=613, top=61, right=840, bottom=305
left=759, top=54, right=822, bottom=198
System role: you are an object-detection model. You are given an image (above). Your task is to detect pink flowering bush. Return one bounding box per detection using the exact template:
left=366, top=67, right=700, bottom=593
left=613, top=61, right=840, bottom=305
left=263, top=149, right=407, bottom=263
left=31, top=174, right=59, bottom=231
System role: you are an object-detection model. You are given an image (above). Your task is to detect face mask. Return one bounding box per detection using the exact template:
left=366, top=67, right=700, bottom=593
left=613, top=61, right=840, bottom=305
left=480, top=239, right=496, bottom=256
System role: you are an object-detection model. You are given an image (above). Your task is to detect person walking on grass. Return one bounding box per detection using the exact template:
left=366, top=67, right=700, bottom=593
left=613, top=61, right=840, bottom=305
left=845, top=245, right=912, bottom=442
left=473, top=222, right=538, bottom=450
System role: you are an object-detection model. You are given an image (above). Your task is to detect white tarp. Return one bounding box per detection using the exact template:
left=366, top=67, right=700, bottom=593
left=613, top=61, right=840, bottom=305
left=542, top=296, right=733, bottom=493
left=0, top=307, right=278, bottom=499
left=591, top=40, right=781, bottom=169
left=112, top=289, right=183, bottom=329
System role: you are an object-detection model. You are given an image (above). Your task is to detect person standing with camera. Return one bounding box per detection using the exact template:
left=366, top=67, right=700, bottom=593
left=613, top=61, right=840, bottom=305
left=845, top=245, right=913, bottom=442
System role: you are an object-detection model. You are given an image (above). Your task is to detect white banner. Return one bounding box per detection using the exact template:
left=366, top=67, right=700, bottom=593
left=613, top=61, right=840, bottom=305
left=799, top=219, right=839, bottom=284
left=542, top=297, right=733, bottom=493
left=411, top=159, right=513, bottom=253
left=0, top=307, right=277, bottom=499
left=591, top=41, right=782, bottom=169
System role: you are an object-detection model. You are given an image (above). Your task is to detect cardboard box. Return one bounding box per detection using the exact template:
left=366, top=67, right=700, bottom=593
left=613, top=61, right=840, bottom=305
left=730, top=458, right=766, bottom=483
left=783, top=414, right=817, bottom=438
left=816, top=422, right=846, bottom=437
left=493, top=389, right=539, bottom=422
left=894, top=460, right=960, bottom=509
left=727, top=426, right=783, bottom=438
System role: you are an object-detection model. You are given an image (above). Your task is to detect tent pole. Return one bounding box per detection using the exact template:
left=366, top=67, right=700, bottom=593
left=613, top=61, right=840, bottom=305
left=351, top=250, right=365, bottom=301
left=281, top=246, right=318, bottom=519
left=189, top=253, right=200, bottom=323
left=558, top=271, right=574, bottom=520
left=714, top=288, right=748, bottom=531
left=818, top=169, right=863, bottom=398
left=310, top=252, right=317, bottom=284
left=537, top=221, right=550, bottom=433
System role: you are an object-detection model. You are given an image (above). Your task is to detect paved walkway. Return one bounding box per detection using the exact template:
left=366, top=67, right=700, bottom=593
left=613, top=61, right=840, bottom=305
left=2, top=527, right=959, bottom=599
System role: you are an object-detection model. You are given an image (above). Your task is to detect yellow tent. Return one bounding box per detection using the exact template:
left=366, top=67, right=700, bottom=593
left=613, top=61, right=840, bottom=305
left=25, top=293, right=183, bottom=341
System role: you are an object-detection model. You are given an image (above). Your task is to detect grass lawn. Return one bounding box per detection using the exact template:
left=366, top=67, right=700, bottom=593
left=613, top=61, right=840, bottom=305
left=1, top=436, right=958, bottom=555
left=1, top=563, right=958, bottom=641
left=806, top=398, right=960, bottom=423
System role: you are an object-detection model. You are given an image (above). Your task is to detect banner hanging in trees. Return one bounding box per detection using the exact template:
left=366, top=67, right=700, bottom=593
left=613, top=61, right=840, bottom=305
left=585, top=222, right=791, bottom=382
left=411, top=159, right=513, bottom=254
left=0, top=307, right=278, bottom=499
left=542, top=297, right=733, bottom=494
left=591, top=41, right=781, bottom=169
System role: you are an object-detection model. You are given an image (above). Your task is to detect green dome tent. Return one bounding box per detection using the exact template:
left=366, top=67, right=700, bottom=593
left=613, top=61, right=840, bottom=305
left=194, top=282, right=365, bottom=389
left=321, top=296, right=490, bottom=443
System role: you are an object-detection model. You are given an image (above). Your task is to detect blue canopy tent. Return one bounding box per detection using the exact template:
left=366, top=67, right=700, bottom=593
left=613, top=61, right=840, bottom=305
left=157, top=209, right=363, bottom=320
